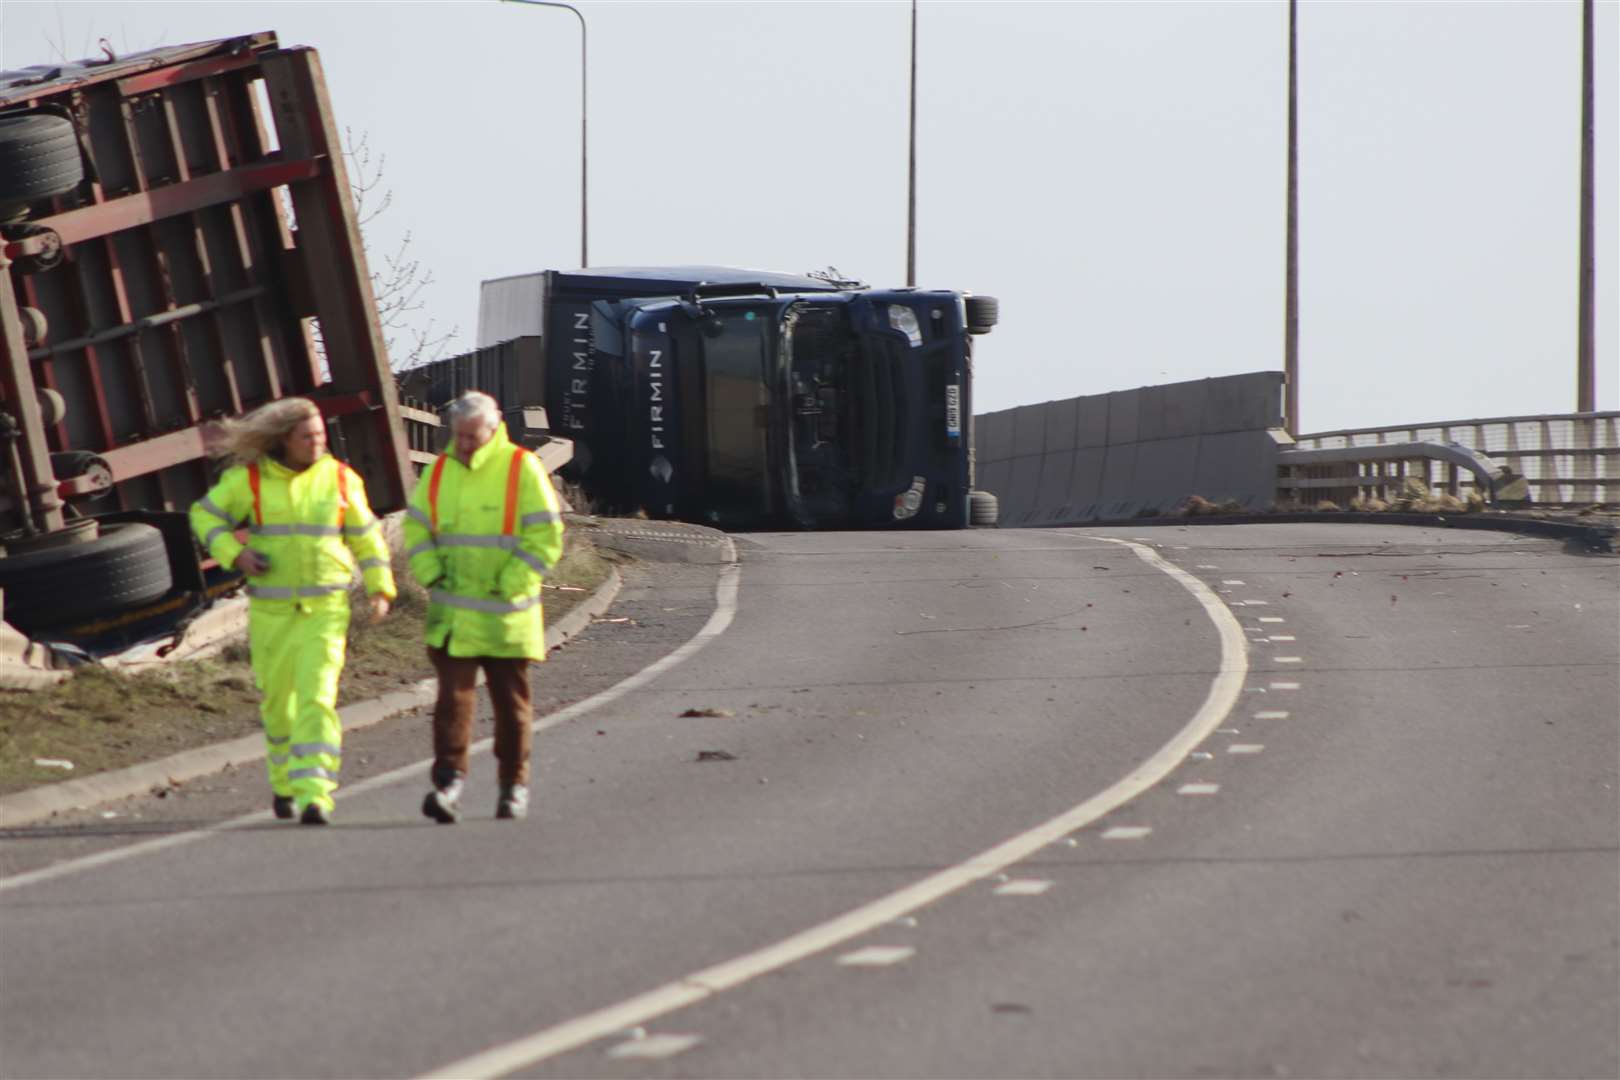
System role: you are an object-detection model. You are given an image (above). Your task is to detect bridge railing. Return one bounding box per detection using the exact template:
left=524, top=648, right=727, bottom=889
left=1293, top=412, right=1619, bottom=506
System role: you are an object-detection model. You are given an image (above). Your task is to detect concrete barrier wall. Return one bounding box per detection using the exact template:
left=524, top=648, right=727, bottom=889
left=975, top=371, right=1288, bottom=527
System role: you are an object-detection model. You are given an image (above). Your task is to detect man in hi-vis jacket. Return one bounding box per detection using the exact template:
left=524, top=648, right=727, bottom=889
left=404, top=391, right=565, bottom=823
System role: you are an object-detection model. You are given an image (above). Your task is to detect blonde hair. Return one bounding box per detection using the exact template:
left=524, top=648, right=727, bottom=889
left=211, top=398, right=321, bottom=466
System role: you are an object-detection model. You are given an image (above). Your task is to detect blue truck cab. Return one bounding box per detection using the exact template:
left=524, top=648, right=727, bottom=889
left=539, top=267, right=997, bottom=530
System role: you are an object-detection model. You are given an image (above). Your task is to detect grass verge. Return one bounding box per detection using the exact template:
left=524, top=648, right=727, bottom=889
left=0, top=533, right=615, bottom=797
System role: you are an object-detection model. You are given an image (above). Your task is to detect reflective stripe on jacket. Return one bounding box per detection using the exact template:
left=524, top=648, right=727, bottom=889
left=189, top=454, right=397, bottom=607
left=402, top=423, right=565, bottom=659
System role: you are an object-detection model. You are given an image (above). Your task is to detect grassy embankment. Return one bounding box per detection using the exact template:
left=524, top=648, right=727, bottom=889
left=0, top=533, right=613, bottom=797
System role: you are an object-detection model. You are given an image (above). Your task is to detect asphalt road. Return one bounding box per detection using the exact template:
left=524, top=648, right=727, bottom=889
left=1, top=524, right=1614, bottom=1079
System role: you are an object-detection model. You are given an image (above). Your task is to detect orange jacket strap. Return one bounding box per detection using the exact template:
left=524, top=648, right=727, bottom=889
left=428, top=455, right=448, bottom=532
left=336, top=461, right=350, bottom=531
left=246, top=463, right=263, bottom=526
left=502, top=447, right=529, bottom=536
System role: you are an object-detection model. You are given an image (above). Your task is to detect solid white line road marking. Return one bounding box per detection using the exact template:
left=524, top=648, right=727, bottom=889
left=1275, top=656, right=1304, bottom=664
left=1271, top=681, right=1301, bottom=690
left=0, top=547, right=746, bottom=896
left=1268, top=635, right=1296, bottom=642
left=1101, top=826, right=1153, bottom=840
left=606, top=1035, right=702, bottom=1060
left=994, top=879, right=1053, bottom=896
left=416, top=536, right=1250, bottom=1080
left=838, top=946, right=916, bottom=967
left=1178, top=782, right=1221, bottom=796
left=1227, top=744, right=1265, bottom=755
left=1258, top=616, right=1285, bottom=623
left=1253, top=711, right=1290, bottom=720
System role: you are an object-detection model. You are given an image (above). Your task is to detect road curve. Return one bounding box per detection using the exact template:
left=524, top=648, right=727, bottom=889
left=1, top=523, right=1614, bottom=1079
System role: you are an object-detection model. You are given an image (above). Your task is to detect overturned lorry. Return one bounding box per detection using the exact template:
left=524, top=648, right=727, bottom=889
left=0, top=34, right=410, bottom=647
left=466, top=267, right=1000, bottom=530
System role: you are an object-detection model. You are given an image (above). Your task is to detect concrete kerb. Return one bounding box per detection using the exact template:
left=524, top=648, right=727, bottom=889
left=1074, top=511, right=1617, bottom=552
left=0, top=566, right=625, bottom=828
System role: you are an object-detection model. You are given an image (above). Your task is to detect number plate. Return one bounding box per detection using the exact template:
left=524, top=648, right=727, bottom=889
left=945, top=384, right=962, bottom=437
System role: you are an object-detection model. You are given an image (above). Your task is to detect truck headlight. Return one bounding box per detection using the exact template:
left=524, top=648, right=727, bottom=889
left=888, top=304, right=922, bottom=347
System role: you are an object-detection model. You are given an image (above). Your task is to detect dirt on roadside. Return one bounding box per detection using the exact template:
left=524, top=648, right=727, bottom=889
left=0, top=536, right=618, bottom=797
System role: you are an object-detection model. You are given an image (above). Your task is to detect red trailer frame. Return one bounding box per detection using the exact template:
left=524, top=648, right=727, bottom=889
left=1, top=33, right=409, bottom=545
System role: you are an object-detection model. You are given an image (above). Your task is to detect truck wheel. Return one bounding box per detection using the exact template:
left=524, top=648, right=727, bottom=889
left=964, top=295, right=999, bottom=335
left=969, top=490, right=1000, bottom=527
left=0, top=114, right=84, bottom=214
left=0, top=523, right=173, bottom=632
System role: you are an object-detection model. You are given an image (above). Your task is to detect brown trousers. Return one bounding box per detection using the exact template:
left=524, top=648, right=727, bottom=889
left=427, top=647, right=533, bottom=787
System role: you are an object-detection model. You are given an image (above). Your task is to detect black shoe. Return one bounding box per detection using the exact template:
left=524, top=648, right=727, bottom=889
left=495, top=784, right=529, bottom=821
left=272, top=795, right=296, bottom=820
left=300, top=803, right=331, bottom=826
left=422, top=777, right=463, bottom=825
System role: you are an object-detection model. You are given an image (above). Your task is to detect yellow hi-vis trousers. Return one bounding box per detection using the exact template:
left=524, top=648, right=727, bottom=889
left=249, top=599, right=349, bottom=813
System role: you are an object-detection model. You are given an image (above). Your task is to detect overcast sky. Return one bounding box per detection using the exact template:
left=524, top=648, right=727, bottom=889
left=2, top=0, right=1614, bottom=433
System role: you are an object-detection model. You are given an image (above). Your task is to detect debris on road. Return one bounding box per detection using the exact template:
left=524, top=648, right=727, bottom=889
left=681, top=707, right=735, bottom=718
left=695, top=749, right=737, bottom=762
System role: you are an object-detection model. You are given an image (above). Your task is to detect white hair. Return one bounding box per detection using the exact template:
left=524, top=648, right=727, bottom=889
left=445, top=390, right=501, bottom=431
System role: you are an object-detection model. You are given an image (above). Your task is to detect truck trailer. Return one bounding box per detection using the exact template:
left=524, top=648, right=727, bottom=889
left=0, top=34, right=410, bottom=642
left=474, top=267, right=999, bottom=530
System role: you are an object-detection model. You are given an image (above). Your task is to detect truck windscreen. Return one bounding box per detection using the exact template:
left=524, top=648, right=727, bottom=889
left=700, top=312, right=772, bottom=515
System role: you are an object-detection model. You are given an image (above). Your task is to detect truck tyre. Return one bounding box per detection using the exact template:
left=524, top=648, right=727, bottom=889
left=969, top=490, right=1000, bottom=527
left=964, top=295, right=999, bottom=335
left=0, top=113, right=84, bottom=214
left=0, top=523, right=173, bottom=632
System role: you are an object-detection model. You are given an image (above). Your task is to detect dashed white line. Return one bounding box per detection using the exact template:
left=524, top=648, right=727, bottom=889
left=994, top=879, right=1054, bottom=896
left=607, top=1035, right=702, bottom=1060
left=1253, top=711, right=1290, bottom=720
left=1227, top=744, right=1265, bottom=755
left=837, top=946, right=916, bottom=967
left=1275, top=656, right=1304, bottom=664
left=1178, top=782, right=1221, bottom=796
left=1245, top=599, right=1271, bottom=606
left=1258, top=616, right=1286, bottom=624
left=1268, top=635, right=1296, bottom=642
left=1101, top=826, right=1153, bottom=840
left=417, top=537, right=1249, bottom=1079
left=1270, top=681, right=1301, bottom=690
left=1222, top=580, right=1247, bottom=586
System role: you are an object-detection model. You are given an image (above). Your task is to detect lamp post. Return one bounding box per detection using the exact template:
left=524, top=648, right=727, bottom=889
left=1284, top=0, right=1299, bottom=434
left=906, top=0, right=918, bottom=287
left=1577, top=0, right=1594, bottom=412
left=502, top=0, right=589, bottom=268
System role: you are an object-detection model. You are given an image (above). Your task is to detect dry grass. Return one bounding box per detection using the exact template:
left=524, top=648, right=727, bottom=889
left=0, top=535, right=614, bottom=797
left=1178, top=495, right=1245, bottom=516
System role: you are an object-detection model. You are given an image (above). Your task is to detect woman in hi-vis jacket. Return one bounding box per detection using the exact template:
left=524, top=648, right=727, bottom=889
left=189, top=398, right=396, bottom=825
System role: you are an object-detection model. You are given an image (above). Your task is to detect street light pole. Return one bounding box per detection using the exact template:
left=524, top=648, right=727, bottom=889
left=1284, top=0, right=1300, bottom=435
left=906, top=0, right=918, bottom=287
left=1577, top=0, right=1595, bottom=412
left=502, top=0, right=588, bottom=268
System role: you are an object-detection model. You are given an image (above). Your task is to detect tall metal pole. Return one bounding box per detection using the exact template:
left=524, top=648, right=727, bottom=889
left=906, top=0, right=918, bottom=287
left=1577, top=0, right=1595, bottom=412
left=502, top=0, right=588, bottom=268
left=1284, top=0, right=1300, bottom=435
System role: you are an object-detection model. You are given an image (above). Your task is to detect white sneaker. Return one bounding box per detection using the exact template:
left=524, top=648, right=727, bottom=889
left=495, top=784, right=528, bottom=820
left=422, top=778, right=463, bottom=824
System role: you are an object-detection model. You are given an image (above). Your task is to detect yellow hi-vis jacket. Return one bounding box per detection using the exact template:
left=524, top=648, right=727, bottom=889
left=189, top=454, right=397, bottom=606
left=403, top=423, right=565, bottom=659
